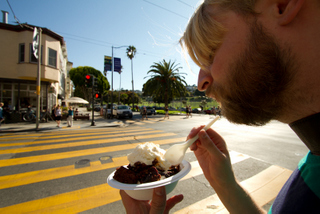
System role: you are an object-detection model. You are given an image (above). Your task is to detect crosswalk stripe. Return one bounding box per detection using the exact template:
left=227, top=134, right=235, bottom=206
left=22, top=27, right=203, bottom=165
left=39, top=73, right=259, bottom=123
left=0, top=151, right=253, bottom=213
left=0, top=129, right=166, bottom=147
left=0, top=150, right=200, bottom=190
left=0, top=130, right=156, bottom=147
left=0, top=131, right=172, bottom=152
left=0, top=183, right=117, bottom=213
left=0, top=127, right=154, bottom=142
left=0, top=137, right=186, bottom=167
left=0, top=156, right=127, bottom=190
left=175, top=165, right=292, bottom=214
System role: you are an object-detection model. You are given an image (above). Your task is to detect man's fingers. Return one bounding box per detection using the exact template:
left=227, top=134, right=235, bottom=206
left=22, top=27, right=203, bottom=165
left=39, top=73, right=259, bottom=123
left=150, top=186, right=166, bottom=214
left=198, top=129, right=221, bottom=156
left=165, top=194, right=184, bottom=212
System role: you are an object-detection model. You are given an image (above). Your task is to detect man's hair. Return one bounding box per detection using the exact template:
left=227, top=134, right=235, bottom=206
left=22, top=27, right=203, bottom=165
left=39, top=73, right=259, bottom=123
left=180, top=0, right=257, bottom=70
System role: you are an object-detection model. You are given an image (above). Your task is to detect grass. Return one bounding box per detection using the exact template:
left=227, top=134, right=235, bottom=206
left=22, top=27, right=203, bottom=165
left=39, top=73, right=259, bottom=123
left=138, top=100, right=220, bottom=110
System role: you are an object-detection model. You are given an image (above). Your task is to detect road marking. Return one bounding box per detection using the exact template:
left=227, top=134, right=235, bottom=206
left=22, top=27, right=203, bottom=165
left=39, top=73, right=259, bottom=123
left=0, top=137, right=185, bottom=167
left=0, top=127, right=155, bottom=142
left=0, top=183, right=119, bottom=213
left=0, top=150, right=201, bottom=190
left=0, top=132, right=175, bottom=154
left=0, top=130, right=165, bottom=148
left=0, top=125, right=294, bottom=213
left=0, top=151, right=251, bottom=213
left=0, top=156, right=128, bottom=190
left=175, top=165, right=292, bottom=214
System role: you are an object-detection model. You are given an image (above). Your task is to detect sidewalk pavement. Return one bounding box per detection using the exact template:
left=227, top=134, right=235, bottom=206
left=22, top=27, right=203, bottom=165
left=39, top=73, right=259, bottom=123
left=0, top=115, right=123, bottom=134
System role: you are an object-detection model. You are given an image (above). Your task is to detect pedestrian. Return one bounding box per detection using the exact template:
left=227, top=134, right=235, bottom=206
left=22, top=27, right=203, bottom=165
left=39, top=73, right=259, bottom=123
left=0, top=102, right=4, bottom=126
left=189, top=105, right=192, bottom=118
left=51, top=104, right=56, bottom=121
left=67, top=106, right=74, bottom=127
left=121, top=0, right=320, bottom=213
left=141, top=106, right=147, bottom=121
left=164, top=105, right=169, bottom=119
left=55, top=105, right=62, bottom=128
left=185, top=105, right=189, bottom=118
left=75, top=108, right=79, bottom=116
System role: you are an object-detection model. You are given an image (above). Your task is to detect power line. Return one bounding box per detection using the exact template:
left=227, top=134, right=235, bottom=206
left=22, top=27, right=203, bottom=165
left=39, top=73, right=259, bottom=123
left=5, top=0, right=21, bottom=25
left=142, top=0, right=188, bottom=20
left=56, top=31, right=115, bottom=46
left=61, top=34, right=164, bottom=59
left=176, top=0, right=194, bottom=9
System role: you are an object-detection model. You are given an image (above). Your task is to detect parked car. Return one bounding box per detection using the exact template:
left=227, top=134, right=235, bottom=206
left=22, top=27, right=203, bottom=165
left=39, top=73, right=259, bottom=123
left=204, top=108, right=215, bottom=114
left=140, top=106, right=156, bottom=115
left=192, top=108, right=202, bottom=113
left=178, top=107, right=186, bottom=112
left=168, top=107, right=177, bottom=111
left=94, top=104, right=101, bottom=112
left=113, top=105, right=133, bottom=119
left=104, top=104, right=116, bottom=119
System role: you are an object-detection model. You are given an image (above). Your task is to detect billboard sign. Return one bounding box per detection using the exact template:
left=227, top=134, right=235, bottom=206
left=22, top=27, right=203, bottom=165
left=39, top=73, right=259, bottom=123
left=104, top=56, right=121, bottom=73
left=104, top=56, right=112, bottom=72
left=114, top=57, right=121, bottom=73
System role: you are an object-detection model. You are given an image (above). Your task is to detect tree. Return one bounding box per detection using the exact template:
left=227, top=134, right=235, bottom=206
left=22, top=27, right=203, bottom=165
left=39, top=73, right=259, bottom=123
left=143, top=59, right=187, bottom=107
left=126, top=45, right=136, bottom=110
left=69, top=66, right=110, bottom=102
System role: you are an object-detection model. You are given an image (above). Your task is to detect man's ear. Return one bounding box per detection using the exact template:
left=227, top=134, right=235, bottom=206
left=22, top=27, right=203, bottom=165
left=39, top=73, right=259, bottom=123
left=277, top=0, right=306, bottom=25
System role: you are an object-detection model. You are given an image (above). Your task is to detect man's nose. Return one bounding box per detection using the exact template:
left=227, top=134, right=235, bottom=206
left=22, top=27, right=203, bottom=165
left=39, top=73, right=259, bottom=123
left=197, top=69, right=213, bottom=91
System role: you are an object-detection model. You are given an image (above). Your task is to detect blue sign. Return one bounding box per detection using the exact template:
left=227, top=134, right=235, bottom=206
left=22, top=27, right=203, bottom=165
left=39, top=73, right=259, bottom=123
left=104, top=56, right=121, bottom=73
left=114, top=57, right=121, bottom=73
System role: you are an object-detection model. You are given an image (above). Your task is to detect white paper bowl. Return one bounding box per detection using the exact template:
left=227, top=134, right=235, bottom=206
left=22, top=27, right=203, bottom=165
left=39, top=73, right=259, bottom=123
left=107, top=160, right=191, bottom=201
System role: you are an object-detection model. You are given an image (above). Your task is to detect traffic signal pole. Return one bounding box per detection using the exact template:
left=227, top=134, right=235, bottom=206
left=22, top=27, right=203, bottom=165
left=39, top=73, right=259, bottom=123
left=91, top=76, right=95, bottom=126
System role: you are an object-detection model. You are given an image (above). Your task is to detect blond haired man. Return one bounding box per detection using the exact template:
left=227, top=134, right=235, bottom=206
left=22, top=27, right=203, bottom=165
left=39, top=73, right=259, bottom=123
left=120, top=0, right=320, bottom=213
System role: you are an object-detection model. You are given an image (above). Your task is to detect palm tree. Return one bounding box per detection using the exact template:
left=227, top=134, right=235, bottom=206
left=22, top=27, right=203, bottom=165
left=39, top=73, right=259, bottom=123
left=144, top=59, right=187, bottom=107
left=126, top=46, right=137, bottom=110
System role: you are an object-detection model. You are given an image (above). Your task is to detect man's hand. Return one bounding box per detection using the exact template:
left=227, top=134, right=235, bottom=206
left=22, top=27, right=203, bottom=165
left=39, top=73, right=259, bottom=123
left=188, top=126, right=265, bottom=214
left=188, top=126, right=236, bottom=189
left=120, top=186, right=183, bottom=214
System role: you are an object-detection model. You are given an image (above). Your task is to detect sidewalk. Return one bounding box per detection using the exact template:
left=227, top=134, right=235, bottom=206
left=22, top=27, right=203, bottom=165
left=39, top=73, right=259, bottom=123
left=0, top=114, right=122, bottom=133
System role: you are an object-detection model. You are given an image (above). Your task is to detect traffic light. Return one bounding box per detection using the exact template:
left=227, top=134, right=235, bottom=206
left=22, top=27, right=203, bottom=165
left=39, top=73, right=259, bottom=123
left=93, top=77, right=98, bottom=89
left=85, top=74, right=92, bottom=87
left=95, top=93, right=101, bottom=99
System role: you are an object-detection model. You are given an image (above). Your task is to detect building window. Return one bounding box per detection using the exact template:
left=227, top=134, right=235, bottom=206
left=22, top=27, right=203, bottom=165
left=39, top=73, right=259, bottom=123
left=29, top=43, right=42, bottom=63
left=19, top=43, right=25, bottom=62
left=48, top=48, right=57, bottom=68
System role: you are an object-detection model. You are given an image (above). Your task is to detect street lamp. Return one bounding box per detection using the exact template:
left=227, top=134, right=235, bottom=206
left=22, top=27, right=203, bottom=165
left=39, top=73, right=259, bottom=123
left=126, top=46, right=136, bottom=110
left=128, top=50, right=134, bottom=109
left=111, top=45, right=127, bottom=117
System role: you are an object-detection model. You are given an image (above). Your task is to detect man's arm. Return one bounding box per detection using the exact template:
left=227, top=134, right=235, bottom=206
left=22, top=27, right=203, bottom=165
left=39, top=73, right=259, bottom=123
left=189, top=126, right=266, bottom=214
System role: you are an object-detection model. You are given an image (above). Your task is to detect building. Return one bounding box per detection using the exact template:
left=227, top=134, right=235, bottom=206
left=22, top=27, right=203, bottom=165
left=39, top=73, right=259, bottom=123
left=0, top=11, right=72, bottom=122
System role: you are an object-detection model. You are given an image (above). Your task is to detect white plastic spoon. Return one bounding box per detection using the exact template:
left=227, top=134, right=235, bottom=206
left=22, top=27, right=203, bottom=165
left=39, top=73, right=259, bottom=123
left=164, top=116, right=220, bottom=165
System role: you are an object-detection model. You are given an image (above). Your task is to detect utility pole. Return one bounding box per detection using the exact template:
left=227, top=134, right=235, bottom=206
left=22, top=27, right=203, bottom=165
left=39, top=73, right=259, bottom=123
left=34, top=27, right=42, bottom=130
left=91, top=76, right=95, bottom=126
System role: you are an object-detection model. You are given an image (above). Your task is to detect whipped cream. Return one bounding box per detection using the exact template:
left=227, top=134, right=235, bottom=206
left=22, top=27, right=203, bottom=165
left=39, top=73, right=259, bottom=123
left=127, top=142, right=171, bottom=170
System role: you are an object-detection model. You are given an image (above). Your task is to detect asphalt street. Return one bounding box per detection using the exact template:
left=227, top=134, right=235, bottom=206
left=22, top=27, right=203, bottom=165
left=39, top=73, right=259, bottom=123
left=0, top=111, right=308, bottom=213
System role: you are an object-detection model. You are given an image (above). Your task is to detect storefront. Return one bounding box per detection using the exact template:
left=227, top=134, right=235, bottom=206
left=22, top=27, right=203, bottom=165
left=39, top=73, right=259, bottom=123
left=0, top=79, right=57, bottom=122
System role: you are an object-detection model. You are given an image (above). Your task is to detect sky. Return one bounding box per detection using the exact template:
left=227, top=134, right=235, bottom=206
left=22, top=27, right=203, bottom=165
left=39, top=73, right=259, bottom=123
left=1, top=0, right=203, bottom=91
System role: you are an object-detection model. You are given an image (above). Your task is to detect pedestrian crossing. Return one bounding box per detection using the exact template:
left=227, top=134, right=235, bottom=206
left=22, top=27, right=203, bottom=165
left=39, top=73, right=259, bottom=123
left=0, top=125, right=293, bottom=213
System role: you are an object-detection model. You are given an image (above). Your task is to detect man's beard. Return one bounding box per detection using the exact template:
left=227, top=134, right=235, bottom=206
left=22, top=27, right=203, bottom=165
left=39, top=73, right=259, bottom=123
left=206, top=20, right=297, bottom=126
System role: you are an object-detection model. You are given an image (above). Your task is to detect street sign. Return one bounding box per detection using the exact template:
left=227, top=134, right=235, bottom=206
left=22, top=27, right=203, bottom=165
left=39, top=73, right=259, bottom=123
left=114, top=57, right=121, bottom=72
left=104, top=56, right=112, bottom=72
left=104, top=56, right=121, bottom=73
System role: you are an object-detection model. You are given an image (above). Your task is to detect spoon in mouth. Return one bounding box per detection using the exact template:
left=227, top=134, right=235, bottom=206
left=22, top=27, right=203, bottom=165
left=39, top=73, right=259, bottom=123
left=164, top=116, right=220, bottom=165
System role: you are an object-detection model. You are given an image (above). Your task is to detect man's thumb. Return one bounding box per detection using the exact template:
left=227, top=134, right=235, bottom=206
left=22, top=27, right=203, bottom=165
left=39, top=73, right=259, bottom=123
left=150, top=186, right=166, bottom=214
